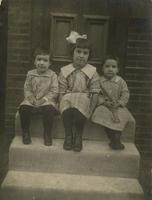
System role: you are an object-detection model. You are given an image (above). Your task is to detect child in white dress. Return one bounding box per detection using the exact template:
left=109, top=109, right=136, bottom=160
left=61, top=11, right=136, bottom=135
left=59, top=31, right=99, bottom=152
left=91, top=56, right=135, bottom=150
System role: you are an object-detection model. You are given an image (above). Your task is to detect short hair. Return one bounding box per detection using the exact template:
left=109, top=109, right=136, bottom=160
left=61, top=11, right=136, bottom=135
left=102, top=55, right=119, bottom=66
left=97, top=55, right=119, bottom=75
left=34, top=48, right=52, bottom=62
left=68, top=38, right=92, bottom=59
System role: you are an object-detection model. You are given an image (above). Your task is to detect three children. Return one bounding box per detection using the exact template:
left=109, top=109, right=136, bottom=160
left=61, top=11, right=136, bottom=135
left=19, top=32, right=135, bottom=151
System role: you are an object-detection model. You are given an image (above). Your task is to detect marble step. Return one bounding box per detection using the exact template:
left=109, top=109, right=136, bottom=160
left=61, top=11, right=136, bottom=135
left=1, top=170, right=144, bottom=200
left=15, top=112, right=135, bottom=142
left=9, top=136, right=140, bottom=178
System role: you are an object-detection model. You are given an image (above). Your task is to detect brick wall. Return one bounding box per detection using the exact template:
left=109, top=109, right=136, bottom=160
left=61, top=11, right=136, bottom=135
left=0, top=0, right=7, bottom=132
left=125, top=19, right=152, bottom=155
left=5, top=0, right=32, bottom=136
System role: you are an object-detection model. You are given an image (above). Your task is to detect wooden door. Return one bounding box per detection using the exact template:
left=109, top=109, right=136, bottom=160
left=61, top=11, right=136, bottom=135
left=31, top=0, right=109, bottom=73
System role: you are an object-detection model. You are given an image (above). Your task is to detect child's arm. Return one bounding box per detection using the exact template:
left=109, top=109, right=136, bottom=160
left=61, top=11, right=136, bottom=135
left=24, top=73, right=36, bottom=105
left=58, top=71, right=68, bottom=101
left=116, top=79, right=130, bottom=108
left=44, top=72, right=58, bottom=100
left=89, top=72, right=100, bottom=115
left=89, top=93, right=99, bottom=116
left=36, top=72, right=59, bottom=106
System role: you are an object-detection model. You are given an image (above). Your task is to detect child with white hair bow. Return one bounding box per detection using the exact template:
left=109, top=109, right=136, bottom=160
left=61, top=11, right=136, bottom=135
left=58, top=31, right=100, bottom=152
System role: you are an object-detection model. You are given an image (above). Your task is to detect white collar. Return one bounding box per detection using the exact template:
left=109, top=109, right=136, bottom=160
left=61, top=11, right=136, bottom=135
left=100, top=75, right=121, bottom=83
left=61, top=63, right=96, bottom=79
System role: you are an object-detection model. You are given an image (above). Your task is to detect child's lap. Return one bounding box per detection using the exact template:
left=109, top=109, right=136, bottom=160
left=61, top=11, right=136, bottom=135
left=60, top=93, right=90, bottom=118
left=91, top=105, right=135, bottom=131
left=60, top=93, right=90, bottom=109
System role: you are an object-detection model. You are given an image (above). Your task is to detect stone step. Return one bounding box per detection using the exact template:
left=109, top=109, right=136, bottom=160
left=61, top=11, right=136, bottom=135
left=9, top=137, right=140, bottom=178
left=15, top=112, right=135, bottom=142
left=1, top=170, right=144, bottom=200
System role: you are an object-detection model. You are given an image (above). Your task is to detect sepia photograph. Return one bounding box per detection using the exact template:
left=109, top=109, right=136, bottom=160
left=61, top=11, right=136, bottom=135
left=0, top=0, right=151, bottom=199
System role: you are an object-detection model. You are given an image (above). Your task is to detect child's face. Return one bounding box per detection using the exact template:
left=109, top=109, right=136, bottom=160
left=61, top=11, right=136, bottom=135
left=73, top=47, right=89, bottom=68
left=35, top=54, right=50, bottom=74
left=103, top=59, right=118, bottom=79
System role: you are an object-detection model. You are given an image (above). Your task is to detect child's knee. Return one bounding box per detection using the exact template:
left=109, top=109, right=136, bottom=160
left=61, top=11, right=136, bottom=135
left=19, top=105, right=32, bottom=114
left=42, top=105, right=57, bottom=114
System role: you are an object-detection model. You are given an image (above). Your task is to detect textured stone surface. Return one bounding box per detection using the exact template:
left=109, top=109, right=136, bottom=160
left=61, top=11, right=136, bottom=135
left=9, top=137, right=139, bottom=178
left=1, top=171, right=144, bottom=200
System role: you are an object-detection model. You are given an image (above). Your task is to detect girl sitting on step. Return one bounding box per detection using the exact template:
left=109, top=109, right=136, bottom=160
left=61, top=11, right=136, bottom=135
left=91, top=55, right=135, bottom=150
left=19, top=48, right=58, bottom=146
left=58, top=31, right=99, bottom=152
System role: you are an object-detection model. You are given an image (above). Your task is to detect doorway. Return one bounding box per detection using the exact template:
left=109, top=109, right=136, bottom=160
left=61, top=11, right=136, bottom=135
left=31, top=0, right=109, bottom=72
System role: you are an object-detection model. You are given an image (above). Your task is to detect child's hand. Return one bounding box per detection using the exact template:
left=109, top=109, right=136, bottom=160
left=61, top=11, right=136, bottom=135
left=35, top=98, right=46, bottom=106
left=89, top=107, right=95, bottom=119
left=28, top=96, right=36, bottom=105
left=103, top=100, right=114, bottom=109
left=113, top=102, right=121, bottom=108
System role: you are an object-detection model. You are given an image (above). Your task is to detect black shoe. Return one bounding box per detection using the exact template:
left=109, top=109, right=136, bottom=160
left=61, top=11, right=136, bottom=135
left=44, top=132, right=52, bottom=146
left=63, top=135, right=73, bottom=150
left=22, top=132, right=31, bottom=145
left=109, top=142, right=125, bottom=150
left=44, top=139, right=52, bottom=146
left=73, top=133, right=82, bottom=152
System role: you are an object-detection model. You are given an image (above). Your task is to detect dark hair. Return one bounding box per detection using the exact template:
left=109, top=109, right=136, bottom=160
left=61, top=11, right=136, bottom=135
left=97, top=55, right=119, bottom=75
left=69, top=38, right=92, bottom=59
left=102, top=55, right=119, bottom=66
left=34, top=48, right=52, bottom=62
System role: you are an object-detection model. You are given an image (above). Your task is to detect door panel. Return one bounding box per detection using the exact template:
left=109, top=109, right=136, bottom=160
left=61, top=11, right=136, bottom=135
left=51, top=13, right=77, bottom=61
left=50, top=13, right=109, bottom=68
left=32, top=0, right=110, bottom=72
left=83, top=15, right=109, bottom=64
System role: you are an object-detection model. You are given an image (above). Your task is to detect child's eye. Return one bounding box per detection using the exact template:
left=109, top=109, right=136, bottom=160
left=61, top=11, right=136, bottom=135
left=43, top=59, right=48, bottom=62
left=77, top=50, right=81, bottom=54
left=84, top=51, right=89, bottom=55
left=112, top=65, right=117, bottom=68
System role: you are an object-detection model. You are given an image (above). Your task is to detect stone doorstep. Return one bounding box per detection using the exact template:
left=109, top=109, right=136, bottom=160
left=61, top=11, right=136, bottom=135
left=15, top=112, right=135, bottom=142
left=1, top=170, right=144, bottom=200
left=9, top=137, right=140, bottom=178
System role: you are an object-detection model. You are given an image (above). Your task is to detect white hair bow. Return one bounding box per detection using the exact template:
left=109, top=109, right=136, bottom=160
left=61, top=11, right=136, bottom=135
left=66, top=31, right=87, bottom=44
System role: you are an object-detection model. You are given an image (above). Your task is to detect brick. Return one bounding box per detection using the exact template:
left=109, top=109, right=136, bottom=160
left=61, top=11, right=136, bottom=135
left=126, top=74, right=152, bottom=81
left=5, top=106, right=18, bottom=114
left=8, top=48, right=30, bottom=55
left=128, top=33, right=152, bottom=41
left=8, top=33, right=30, bottom=41
left=126, top=60, right=152, bottom=68
left=125, top=67, right=152, bottom=73
left=7, top=54, right=30, bottom=61
left=127, top=54, right=151, bottom=61
left=127, top=40, right=152, bottom=48
left=7, top=81, right=24, bottom=89
left=127, top=47, right=152, bottom=54
left=7, top=67, right=29, bottom=75
left=9, top=26, right=30, bottom=34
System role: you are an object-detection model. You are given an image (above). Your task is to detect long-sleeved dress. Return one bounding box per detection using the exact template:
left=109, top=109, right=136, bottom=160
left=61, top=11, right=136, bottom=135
left=58, top=63, right=99, bottom=118
left=91, top=75, right=135, bottom=131
left=20, top=69, right=58, bottom=109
